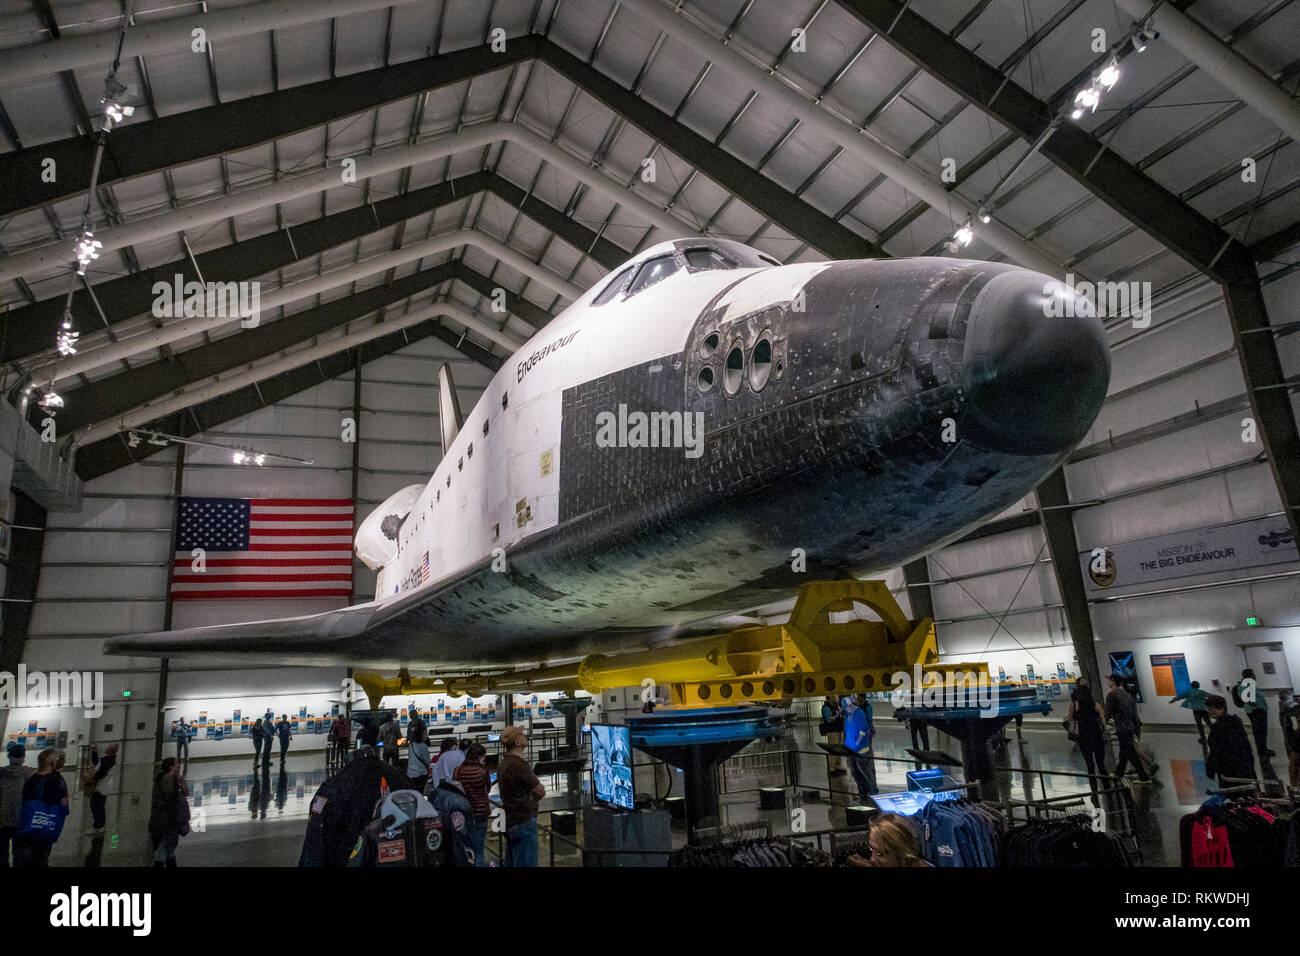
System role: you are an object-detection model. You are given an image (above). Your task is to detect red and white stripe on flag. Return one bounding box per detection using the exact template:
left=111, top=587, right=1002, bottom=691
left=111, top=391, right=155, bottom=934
left=171, top=497, right=354, bottom=600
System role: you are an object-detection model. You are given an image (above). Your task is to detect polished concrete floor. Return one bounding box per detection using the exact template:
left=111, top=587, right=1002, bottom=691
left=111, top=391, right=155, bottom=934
left=25, top=718, right=1256, bottom=867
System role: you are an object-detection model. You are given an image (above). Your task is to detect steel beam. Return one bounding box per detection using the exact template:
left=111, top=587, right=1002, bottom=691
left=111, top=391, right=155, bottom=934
left=835, top=0, right=1300, bottom=550
left=0, top=40, right=533, bottom=219
left=0, top=121, right=688, bottom=285
left=0, top=491, right=46, bottom=678
left=901, top=558, right=934, bottom=622
left=71, top=298, right=508, bottom=447
left=75, top=317, right=493, bottom=481
left=538, top=39, right=881, bottom=261
left=3, top=172, right=611, bottom=364
left=1035, top=468, right=1100, bottom=690
left=47, top=231, right=535, bottom=386
left=52, top=261, right=532, bottom=433
left=1113, top=0, right=1300, bottom=146
left=54, top=262, right=457, bottom=432
left=1, top=37, right=874, bottom=264
left=0, top=0, right=428, bottom=86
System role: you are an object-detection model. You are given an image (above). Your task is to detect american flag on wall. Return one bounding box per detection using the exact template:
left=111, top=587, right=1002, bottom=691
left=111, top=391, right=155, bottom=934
left=171, top=497, right=354, bottom=600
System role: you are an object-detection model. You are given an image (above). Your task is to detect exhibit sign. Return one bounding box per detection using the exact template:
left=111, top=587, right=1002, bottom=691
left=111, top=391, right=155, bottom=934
left=1079, top=515, right=1296, bottom=592
left=1150, top=653, right=1192, bottom=697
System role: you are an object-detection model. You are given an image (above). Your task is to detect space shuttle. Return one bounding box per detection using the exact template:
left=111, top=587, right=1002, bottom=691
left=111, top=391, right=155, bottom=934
left=106, top=238, right=1110, bottom=670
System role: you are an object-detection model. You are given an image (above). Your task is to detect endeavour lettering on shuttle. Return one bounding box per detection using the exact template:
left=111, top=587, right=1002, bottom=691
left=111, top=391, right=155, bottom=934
left=517, top=329, right=580, bottom=383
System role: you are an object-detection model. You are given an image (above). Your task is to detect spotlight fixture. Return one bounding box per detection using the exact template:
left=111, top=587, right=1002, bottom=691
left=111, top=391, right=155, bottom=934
left=130, top=429, right=314, bottom=466
left=1074, top=86, right=1101, bottom=115
left=103, top=101, right=134, bottom=125
left=75, top=231, right=102, bottom=275
left=56, top=328, right=79, bottom=356
left=1133, top=25, right=1157, bottom=52
left=1097, top=61, right=1121, bottom=89
left=952, top=224, right=974, bottom=247
left=39, top=391, right=64, bottom=411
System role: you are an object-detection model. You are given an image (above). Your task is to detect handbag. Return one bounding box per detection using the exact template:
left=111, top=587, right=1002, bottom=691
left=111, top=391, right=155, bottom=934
left=18, top=776, right=69, bottom=842
left=1061, top=715, right=1079, bottom=742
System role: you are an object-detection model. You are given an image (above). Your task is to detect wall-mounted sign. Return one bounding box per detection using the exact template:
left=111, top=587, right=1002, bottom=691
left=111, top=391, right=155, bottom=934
left=1080, top=516, right=1297, bottom=593
left=1150, top=653, right=1191, bottom=697
left=1109, top=651, right=1143, bottom=702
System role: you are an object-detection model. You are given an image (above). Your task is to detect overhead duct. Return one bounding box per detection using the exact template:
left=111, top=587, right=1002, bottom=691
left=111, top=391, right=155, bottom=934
left=0, top=0, right=427, bottom=86
left=1114, top=0, right=1300, bottom=147
left=32, top=231, right=542, bottom=387
left=70, top=299, right=499, bottom=448
left=0, top=123, right=695, bottom=286
left=618, top=0, right=1064, bottom=278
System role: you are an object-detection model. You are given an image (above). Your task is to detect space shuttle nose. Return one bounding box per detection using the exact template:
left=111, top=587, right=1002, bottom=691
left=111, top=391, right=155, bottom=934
left=960, top=269, right=1110, bottom=456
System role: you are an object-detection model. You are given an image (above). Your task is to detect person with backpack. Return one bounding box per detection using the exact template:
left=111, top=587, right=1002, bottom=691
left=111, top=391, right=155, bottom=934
left=819, top=695, right=845, bottom=779
left=1235, top=669, right=1274, bottom=771
left=149, top=757, right=190, bottom=867
left=251, top=718, right=266, bottom=765
left=1, top=743, right=34, bottom=867
left=80, top=743, right=119, bottom=832
left=13, top=748, right=69, bottom=867
left=276, top=715, right=294, bottom=762
left=1205, top=695, right=1256, bottom=785
left=406, top=721, right=431, bottom=793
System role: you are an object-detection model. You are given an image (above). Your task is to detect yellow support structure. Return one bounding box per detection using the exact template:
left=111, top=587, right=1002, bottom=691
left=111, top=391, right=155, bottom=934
left=354, top=580, right=987, bottom=711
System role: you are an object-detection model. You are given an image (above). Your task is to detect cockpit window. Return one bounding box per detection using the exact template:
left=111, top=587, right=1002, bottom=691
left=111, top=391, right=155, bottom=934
left=593, top=266, right=634, bottom=305
left=684, top=247, right=740, bottom=272
left=626, top=255, right=679, bottom=295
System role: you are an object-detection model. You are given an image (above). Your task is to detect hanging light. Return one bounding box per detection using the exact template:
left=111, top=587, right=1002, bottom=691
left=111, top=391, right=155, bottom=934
left=127, top=431, right=141, bottom=448
left=952, top=224, right=974, bottom=247
left=253, top=453, right=267, bottom=467
left=232, top=450, right=246, bottom=464
left=56, top=328, right=79, bottom=356
left=39, top=391, right=64, bottom=411
left=1097, top=61, right=1121, bottom=89
left=75, top=231, right=102, bottom=275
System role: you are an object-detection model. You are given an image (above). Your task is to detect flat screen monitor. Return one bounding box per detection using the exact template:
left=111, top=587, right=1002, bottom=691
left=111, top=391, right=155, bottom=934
left=590, top=723, right=634, bottom=811
left=868, top=790, right=934, bottom=816
left=487, top=733, right=500, bottom=743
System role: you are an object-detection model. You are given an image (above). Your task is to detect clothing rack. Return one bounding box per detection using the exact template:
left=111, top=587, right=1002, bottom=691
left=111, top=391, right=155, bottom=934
left=693, top=818, right=773, bottom=844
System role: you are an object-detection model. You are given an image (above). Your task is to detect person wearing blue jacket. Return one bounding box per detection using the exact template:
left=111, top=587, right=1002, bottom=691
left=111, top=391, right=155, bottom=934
left=1171, top=681, right=1210, bottom=745
left=843, top=694, right=877, bottom=801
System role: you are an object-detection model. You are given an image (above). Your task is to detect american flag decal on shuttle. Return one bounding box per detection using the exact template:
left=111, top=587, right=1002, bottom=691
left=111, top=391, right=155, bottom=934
left=422, top=551, right=431, bottom=583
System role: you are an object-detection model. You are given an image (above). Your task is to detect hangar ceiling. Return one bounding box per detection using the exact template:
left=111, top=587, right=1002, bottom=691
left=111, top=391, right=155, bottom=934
left=0, top=0, right=1297, bottom=661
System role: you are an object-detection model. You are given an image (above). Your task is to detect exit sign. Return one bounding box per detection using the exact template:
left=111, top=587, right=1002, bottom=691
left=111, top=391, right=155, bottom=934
left=1246, top=617, right=1259, bottom=626
left=122, top=689, right=132, bottom=698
